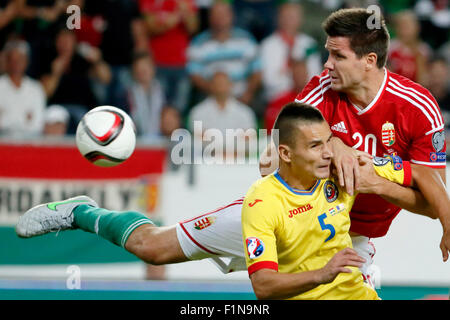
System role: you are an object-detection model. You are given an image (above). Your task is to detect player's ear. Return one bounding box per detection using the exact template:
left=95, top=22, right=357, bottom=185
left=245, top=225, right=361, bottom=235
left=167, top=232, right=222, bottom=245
left=365, top=52, right=378, bottom=71
left=278, top=144, right=292, bottom=163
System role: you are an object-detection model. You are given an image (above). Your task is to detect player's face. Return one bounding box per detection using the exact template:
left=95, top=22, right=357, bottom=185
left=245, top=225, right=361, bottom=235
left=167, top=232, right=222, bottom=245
left=289, top=121, right=333, bottom=180
left=324, top=36, right=366, bottom=92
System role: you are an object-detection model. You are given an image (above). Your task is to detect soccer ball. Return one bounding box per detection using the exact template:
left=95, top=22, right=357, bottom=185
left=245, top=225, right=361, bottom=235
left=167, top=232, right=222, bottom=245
left=76, top=106, right=136, bottom=167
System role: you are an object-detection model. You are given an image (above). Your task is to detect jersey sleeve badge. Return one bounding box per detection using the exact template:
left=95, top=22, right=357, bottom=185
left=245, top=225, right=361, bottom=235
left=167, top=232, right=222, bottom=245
left=246, top=237, right=265, bottom=259
left=432, top=131, right=445, bottom=153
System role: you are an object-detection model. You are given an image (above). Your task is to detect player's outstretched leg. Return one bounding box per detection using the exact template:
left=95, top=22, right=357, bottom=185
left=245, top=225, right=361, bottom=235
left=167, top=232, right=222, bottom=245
left=16, top=195, right=155, bottom=248
left=16, top=196, right=189, bottom=265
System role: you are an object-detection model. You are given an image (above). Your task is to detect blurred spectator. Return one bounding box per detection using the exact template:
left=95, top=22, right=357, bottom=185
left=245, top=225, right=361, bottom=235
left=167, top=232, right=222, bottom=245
left=0, top=39, right=46, bottom=136
left=387, top=10, right=432, bottom=85
left=73, top=0, right=104, bottom=48
left=85, top=0, right=147, bottom=108
left=379, top=0, right=417, bottom=15
left=128, top=51, right=179, bottom=139
left=425, top=55, right=450, bottom=156
left=264, top=60, right=309, bottom=134
left=187, top=1, right=262, bottom=107
left=439, top=40, right=450, bottom=64
left=40, top=28, right=111, bottom=106
left=160, top=104, right=181, bottom=138
left=427, top=55, right=450, bottom=113
left=0, top=0, right=19, bottom=69
left=414, top=0, right=450, bottom=49
left=232, top=0, right=277, bottom=42
left=17, top=0, right=69, bottom=78
left=260, top=2, right=321, bottom=105
left=139, top=0, right=199, bottom=114
left=195, top=0, right=213, bottom=34
left=43, top=104, right=69, bottom=136
left=39, top=27, right=111, bottom=134
left=188, top=71, right=256, bottom=136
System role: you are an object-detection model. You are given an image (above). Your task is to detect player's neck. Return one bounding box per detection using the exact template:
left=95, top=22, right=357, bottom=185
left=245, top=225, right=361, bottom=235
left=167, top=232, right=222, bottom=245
left=278, top=166, right=318, bottom=192
left=346, top=68, right=385, bottom=110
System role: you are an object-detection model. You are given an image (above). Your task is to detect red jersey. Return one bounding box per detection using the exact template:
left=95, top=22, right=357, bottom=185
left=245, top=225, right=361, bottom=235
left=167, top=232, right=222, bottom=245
left=295, top=69, right=446, bottom=237
left=139, top=0, right=197, bottom=67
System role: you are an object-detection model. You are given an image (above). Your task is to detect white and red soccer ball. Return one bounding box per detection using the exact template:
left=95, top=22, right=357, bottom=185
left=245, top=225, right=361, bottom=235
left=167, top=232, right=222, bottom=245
left=76, top=106, right=136, bottom=167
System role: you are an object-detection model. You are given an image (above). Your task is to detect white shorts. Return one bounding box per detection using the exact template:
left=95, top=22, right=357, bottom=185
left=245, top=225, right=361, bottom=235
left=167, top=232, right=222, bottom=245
left=351, top=235, right=379, bottom=288
left=175, top=197, right=247, bottom=273
left=175, top=197, right=378, bottom=280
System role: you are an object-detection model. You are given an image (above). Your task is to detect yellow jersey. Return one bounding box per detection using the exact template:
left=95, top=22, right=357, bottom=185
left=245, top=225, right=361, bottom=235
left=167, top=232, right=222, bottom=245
left=242, top=156, right=411, bottom=300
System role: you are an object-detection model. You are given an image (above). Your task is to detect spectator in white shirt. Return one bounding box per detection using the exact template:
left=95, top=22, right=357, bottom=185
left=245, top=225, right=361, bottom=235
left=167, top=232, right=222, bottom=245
left=0, top=39, right=46, bottom=137
left=189, top=70, right=256, bottom=135
left=260, top=2, right=322, bottom=104
left=188, top=70, right=257, bottom=159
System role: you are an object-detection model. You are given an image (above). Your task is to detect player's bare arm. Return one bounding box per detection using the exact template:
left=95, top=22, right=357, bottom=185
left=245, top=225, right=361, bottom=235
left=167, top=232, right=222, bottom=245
left=410, top=165, right=450, bottom=262
left=250, top=248, right=365, bottom=300
left=356, top=159, right=450, bottom=261
left=329, top=136, right=363, bottom=196
left=356, top=158, right=445, bottom=218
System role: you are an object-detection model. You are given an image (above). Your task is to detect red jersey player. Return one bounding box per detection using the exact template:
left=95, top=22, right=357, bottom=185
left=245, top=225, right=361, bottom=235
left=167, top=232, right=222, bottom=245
left=292, top=8, right=449, bottom=285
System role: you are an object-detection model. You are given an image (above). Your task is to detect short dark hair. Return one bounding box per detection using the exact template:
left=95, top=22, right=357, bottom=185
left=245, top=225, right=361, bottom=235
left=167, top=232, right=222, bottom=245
left=273, top=102, right=325, bottom=148
left=322, top=8, right=390, bottom=69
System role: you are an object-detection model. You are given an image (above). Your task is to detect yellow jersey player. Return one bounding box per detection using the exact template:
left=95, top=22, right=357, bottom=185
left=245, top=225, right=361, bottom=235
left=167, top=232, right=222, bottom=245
left=242, top=103, right=412, bottom=300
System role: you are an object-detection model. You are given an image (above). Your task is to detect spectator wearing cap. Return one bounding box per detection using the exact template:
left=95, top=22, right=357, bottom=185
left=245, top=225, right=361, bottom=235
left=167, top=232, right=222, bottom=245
left=0, top=39, right=46, bottom=137
left=43, top=104, right=70, bottom=136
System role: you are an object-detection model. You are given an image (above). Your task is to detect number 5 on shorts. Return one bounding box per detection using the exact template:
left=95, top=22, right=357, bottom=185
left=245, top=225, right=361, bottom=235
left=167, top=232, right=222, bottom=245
left=318, top=213, right=335, bottom=242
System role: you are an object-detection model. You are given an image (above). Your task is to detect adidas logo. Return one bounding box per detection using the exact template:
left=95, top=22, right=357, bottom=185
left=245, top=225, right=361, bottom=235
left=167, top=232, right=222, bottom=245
left=331, top=121, right=348, bottom=134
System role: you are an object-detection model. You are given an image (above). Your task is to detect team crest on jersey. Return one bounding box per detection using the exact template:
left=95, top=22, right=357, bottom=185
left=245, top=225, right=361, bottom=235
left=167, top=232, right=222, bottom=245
left=432, top=131, right=445, bottom=153
left=381, top=121, right=395, bottom=147
left=194, top=217, right=216, bottom=230
left=324, top=181, right=339, bottom=203
left=246, top=237, right=265, bottom=259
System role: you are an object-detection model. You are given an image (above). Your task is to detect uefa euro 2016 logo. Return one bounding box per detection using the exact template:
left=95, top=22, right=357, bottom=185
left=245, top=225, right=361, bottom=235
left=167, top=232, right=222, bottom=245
left=246, top=237, right=265, bottom=259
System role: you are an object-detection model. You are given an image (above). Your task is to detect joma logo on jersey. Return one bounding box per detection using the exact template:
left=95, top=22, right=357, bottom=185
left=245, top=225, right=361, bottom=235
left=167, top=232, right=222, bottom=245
left=194, top=217, right=216, bottom=230
left=248, top=199, right=262, bottom=207
left=288, top=204, right=313, bottom=218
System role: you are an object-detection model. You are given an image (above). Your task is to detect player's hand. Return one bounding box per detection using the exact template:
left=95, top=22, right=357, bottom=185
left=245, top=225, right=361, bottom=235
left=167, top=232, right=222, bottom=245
left=355, top=154, right=383, bottom=194
left=330, top=138, right=371, bottom=196
left=316, top=248, right=366, bottom=284
left=440, top=228, right=450, bottom=262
